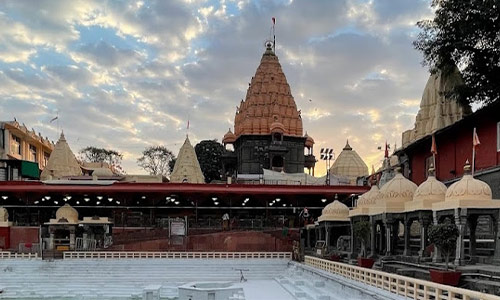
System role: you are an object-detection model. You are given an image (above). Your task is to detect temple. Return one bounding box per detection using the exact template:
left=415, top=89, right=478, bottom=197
left=170, top=136, right=205, bottom=184
left=222, top=42, right=316, bottom=178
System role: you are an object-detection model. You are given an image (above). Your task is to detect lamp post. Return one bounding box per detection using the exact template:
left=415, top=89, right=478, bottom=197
left=320, top=148, right=334, bottom=185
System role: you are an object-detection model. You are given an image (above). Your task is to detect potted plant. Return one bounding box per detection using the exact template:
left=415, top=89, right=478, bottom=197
left=353, top=220, right=374, bottom=268
left=428, top=222, right=461, bottom=286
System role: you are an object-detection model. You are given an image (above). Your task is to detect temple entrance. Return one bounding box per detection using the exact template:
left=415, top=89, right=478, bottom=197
left=272, top=155, right=284, bottom=172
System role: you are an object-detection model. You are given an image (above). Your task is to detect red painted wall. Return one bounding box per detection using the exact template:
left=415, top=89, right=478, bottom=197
left=407, top=111, right=499, bottom=184
left=0, top=227, right=10, bottom=249
left=9, top=226, right=39, bottom=250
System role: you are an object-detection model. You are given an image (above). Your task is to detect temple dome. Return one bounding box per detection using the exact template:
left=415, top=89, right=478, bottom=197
left=304, top=133, right=314, bottom=148
left=55, top=204, right=79, bottom=224
left=0, top=207, right=8, bottom=222
left=402, top=67, right=471, bottom=147
left=92, top=167, right=114, bottom=177
left=40, top=132, right=83, bottom=180
left=357, top=185, right=383, bottom=207
left=413, top=173, right=447, bottom=203
left=330, top=141, right=368, bottom=185
left=318, top=200, right=349, bottom=222
left=445, top=163, right=492, bottom=202
left=380, top=172, right=418, bottom=203
left=170, top=136, right=205, bottom=184
left=222, top=129, right=236, bottom=144
left=233, top=45, right=303, bottom=137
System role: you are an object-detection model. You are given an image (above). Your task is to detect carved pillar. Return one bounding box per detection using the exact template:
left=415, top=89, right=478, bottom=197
left=349, top=218, right=356, bottom=258
left=48, top=228, right=55, bottom=251
left=385, top=220, right=393, bottom=256
left=369, top=216, right=376, bottom=258
left=454, top=208, right=467, bottom=266
left=419, top=216, right=431, bottom=258
left=468, top=215, right=478, bottom=260
left=306, top=228, right=310, bottom=249
left=403, top=216, right=411, bottom=256
left=325, top=225, right=330, bottom=252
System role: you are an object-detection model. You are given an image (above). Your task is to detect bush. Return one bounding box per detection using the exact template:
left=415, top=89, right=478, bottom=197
left=428, top=222, right=459, bottom=270
left=353, top=220, right=370, bottom=257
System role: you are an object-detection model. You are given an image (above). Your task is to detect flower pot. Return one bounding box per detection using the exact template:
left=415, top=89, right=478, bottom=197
left=357, top=257, right=375, bottom=268
left=330, top=254, right=341, bottom=262
left=429, top=269, right=461, bottom=286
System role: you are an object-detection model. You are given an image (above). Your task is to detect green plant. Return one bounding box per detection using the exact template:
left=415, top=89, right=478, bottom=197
left=353, top=220, right=370, bottom=257
left=428, top=222, right=459, bottom=270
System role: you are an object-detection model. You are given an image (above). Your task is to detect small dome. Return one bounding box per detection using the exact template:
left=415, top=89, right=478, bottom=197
left=445, top=162, right=492, bottom=202
left=380, top=172, right=418, bottom=204
left=318, top=200, right=349, bottom=222
left=304, top=133, right=314, bottom=148
left=55, top=204, right=79, bottom=223
left=222, top=129, right=236, bottom=144
left=357, top=185, right=383, bottom=207
left=413, top=171, right=446, bottom=203
left=92, top=167, right=114, bottom=177
left=270, top=121, right=285, bottom=134
left=0, top=207, right=8, bottom=222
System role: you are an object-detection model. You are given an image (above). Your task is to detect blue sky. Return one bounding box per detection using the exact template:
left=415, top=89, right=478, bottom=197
left=0, top=0, right=433, bottom=174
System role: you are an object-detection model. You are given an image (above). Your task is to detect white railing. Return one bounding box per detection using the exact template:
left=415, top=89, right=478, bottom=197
left=64, top=251, right=292, bottom=260
left=0, top=251, right=39, bottom=259
left=304, top=256, right=500, bottom=300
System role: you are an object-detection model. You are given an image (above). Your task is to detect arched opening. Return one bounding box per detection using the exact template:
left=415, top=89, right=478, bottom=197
left=273, top=132, right=282, bottom=142
left=271, top=155, right=284, bottom=171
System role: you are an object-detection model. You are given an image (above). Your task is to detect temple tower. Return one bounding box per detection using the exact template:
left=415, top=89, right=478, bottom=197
left=222, top=41, right=315, bottom=176
left=170, top=136, right=205, bottom=183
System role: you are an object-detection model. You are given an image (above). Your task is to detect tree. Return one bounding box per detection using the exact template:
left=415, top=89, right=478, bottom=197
left=79, top=146, right=124, bottom=172
left=353, top=220, right=370, bottom=258
left=414, top=0, right=500, bottom=105
left=194, top=139, right=224, bottom=183
left=137, top=146, right=176, bottom=177
left=428, top=222, right=459, bottom=270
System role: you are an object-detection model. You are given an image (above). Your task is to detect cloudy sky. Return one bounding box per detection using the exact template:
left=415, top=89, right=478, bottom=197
left=0, top=0, right=434, bottom=175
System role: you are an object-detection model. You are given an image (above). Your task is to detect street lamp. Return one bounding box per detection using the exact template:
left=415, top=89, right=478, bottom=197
left=320, top=148, right=334, bottom=185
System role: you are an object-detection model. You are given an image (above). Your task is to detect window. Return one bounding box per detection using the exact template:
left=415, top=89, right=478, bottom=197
left=424, top=156, right=433, bottom=179
left=497, top=122, right=500, bottom=152
left=29, top=144, right=37, bottom=162
left=43, top=151, right=50, bottom=167
left=11, top=135, right=21, bottom=155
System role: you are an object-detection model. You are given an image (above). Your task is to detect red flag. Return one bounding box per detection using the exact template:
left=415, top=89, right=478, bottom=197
left=272, top=17, right=276, bottom=24
left=473, top=127, right=480, bottom=147
left=431, top=134, right=437, bottom=155
left=384, top=141, right=389, bottom=158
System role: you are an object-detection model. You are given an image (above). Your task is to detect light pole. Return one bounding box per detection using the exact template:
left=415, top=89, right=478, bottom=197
left=320, top=148, right=334, bottom=185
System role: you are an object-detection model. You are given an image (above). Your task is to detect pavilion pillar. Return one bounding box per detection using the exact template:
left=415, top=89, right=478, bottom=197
left=349, top=218, right=356, bottom=259
left=432, top=211, right=442, bottom=262
left=369, top=217, right=376, bottom=258
left=468, top=215, right=478, bottom=260
left=48, top=228, right=55, bottom=251
left=385, top=220, right=394, bottom=256
left=69, top=227, right=76, bottom=251
left=325, top=225, right=330, bottom=252
left=454, top=208, right=467, bottom=266
left=306, top=228, right=310, bottom=249
left=493, top=210, right=500, bottom=263
left=419, top=216, right=431, bottom=258
left=403, top=217, right=411, bottom=256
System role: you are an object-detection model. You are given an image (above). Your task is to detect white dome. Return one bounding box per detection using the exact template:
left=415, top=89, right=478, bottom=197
left=413, top=175, right=447, bottom=203
left=445, top=172, right=492, bottom=202
left=318, top=200, right=350, bottom=222
left=55, top=204, right=79, bottom=223
left=330, top=141, right=368, bottom=185
left=357, top=185, right=383, bottom=207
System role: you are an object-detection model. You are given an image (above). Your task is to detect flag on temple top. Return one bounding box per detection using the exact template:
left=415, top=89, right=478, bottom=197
left=384, top=141, right=389, bottom=158
left=272, top=17, right=276, bottom=24
left=187, top=119, right=190, bottom=130
left=431, top=134, right=437, bottom=155
left=473, top=127, right=480, bottom=148
left=49, top=116, right=58, bottom=123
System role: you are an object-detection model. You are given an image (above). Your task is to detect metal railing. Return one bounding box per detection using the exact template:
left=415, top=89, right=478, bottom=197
left=64, top=251, right=292, bottom=260
left=0, top=251, right=39, bottom=259
left=304, top=256, right=500, bottom=300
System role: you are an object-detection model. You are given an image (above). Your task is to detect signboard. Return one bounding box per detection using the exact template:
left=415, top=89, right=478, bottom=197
left=170, top=218, right=186, bottom=236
